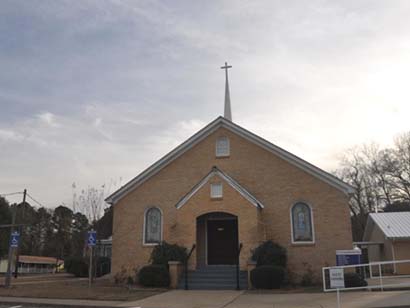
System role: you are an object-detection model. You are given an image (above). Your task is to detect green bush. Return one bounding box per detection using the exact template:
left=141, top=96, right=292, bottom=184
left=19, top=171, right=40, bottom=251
left=150, top=241, right=188, bottom=267
left=64, top=257, right=88, bottom=277
left=344, top=272, right=367, bottom=288
left=138, top=265, right=170, bottom=287
left=250, top=265, right=286, bottom=289
left=251, top=241, right=287, bottom=267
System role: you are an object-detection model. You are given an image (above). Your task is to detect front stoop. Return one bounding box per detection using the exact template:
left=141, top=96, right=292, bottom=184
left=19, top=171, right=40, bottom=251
left=177, top=266, right=248, bottom=290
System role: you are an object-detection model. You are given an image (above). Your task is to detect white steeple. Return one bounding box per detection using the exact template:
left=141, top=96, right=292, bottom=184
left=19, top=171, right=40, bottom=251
left=221, top=62, right=232, bottom=121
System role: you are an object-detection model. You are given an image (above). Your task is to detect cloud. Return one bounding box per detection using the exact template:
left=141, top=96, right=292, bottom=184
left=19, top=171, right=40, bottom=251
left=37, top=112, right=58, bottom=127
left=0, top=129, right=23, bottom=142
left=1, top=0, right=410, bottom=207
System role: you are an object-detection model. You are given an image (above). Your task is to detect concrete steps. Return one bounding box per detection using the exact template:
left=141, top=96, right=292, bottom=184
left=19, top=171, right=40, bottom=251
left=177, top=266, right=248, bottom=290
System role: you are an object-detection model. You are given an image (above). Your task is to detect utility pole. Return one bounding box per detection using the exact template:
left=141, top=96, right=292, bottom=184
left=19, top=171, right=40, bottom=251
left=14, top=189, right=26, bottom=278
left=5, top=189, right=26, bottom=287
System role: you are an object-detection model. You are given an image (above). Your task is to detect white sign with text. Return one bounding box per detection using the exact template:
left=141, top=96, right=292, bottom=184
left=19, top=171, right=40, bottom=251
left=329, top=268, right=345, bottom=289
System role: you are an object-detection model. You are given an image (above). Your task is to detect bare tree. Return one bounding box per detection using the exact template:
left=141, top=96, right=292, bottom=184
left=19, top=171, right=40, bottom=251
left=362, top=144, right=395, bottom=206
left=388, top=133, right=410, bottom=201
left=71, top=178, right=121, bottom=223
left=335, top=133, right=410, bottom=240
left=335, top=147, right=378, bottom=240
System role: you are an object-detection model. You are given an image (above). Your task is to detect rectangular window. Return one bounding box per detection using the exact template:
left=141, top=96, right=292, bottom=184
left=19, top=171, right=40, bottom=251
left=216, top=137, right=230, bottom=157
left=210, top=183, right=223, bottom=198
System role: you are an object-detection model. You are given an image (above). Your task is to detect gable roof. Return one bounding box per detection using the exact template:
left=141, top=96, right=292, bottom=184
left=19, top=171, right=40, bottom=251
left=175, top=166, right=264, bottom=209
left=364, top=212, right=410, bottom=240
left=106, top=116, right=354, bottom=204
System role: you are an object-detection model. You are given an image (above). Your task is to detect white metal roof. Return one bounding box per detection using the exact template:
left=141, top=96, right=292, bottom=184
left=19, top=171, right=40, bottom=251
left=369, top=212, right=410, bottom=239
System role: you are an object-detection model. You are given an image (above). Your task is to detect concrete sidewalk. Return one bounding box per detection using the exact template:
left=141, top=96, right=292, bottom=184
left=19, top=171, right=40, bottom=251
left=0, top=296, right=123, bottom=307
left=1, top=290, right=410, bottom=308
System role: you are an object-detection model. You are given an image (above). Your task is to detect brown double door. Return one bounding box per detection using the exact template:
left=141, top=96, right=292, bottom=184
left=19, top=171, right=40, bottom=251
left=207, top=219, right=238, bottom=265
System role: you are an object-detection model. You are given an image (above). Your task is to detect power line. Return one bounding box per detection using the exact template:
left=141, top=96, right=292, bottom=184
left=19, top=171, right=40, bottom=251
left=0, top=192, right=23, bottom=197
left=26, top=193, right=46, bottom=208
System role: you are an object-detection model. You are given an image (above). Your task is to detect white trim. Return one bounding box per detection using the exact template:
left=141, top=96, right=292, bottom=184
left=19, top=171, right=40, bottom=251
left=290, top=202, right=315, bottom=245
left=216, top=136, right=230, bottom=157
left=142, top=207, right=163, bottom=246
left=106, top=117, right=354, bottom=204
left=175, top=167, right=264, bottom=209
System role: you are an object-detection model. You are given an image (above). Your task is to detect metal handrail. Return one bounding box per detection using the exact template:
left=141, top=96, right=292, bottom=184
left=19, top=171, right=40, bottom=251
left=236, top=243, right=243, bottom=290
left=184, top=244, right=196, bottom=290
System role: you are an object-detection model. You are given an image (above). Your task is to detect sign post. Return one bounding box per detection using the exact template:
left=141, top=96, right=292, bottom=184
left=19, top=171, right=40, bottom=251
left=329, top=268, right=345, bottom=308
left=5, top=230, right=19, bottom=287
left=87, top=230, right=97, bottom=287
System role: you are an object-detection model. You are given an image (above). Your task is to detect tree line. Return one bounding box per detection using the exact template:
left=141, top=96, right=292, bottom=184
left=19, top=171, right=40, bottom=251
left=2, top=134, right=410, bottom=258
left=0, top=196, right=113, bottom=259
left=335, top=132, right=410, bottom=241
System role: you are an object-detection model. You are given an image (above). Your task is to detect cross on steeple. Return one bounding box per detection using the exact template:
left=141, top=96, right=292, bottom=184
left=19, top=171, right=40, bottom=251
left=221, top=62, right=232, bottom=121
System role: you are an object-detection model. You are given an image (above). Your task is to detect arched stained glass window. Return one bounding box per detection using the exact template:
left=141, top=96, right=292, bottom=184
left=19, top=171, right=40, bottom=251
left=144, top=207, right=162, bottom=244
left=291, top=203, right=313, bottom=243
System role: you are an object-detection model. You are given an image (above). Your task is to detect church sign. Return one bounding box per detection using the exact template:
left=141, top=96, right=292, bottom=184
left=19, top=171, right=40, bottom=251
left=336, top=249, right=362, bottom=266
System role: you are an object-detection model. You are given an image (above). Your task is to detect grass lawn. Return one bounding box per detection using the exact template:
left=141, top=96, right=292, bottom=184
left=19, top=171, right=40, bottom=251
left=0, top=274, right=165, bottom=301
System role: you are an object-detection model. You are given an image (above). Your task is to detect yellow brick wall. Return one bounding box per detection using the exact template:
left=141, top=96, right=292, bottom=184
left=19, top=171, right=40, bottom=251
left=112, top=127, right=352, bottom=282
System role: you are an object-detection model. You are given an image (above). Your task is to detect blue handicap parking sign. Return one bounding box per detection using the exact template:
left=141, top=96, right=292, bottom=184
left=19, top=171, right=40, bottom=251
left=10, top=231, right=20, bottom=248
left=87, top=230, right=97, bottom=247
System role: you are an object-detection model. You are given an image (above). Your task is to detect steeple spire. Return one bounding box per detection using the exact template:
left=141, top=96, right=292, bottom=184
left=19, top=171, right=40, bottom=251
left=221, top=62, right=232, bottom=121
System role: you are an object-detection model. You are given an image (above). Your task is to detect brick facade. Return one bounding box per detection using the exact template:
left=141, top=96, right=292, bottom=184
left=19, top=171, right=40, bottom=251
left=111, top=126, right=352, bottom=282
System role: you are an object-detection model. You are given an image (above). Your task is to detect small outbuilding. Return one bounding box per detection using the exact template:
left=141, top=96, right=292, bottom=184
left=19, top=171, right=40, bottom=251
left=363, top=212, right=410, bottom=274
left=0, top=255, right=63, bottom=274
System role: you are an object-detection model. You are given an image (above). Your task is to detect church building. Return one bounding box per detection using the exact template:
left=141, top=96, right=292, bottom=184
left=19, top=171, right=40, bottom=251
left=106, top=63, right=354, bottom=287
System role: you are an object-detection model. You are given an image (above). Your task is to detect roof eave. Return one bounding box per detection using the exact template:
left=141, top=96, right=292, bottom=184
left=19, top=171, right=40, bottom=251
left=106, top=116, right=353, bottom=204
left=105, top=116, right=225, bottom=204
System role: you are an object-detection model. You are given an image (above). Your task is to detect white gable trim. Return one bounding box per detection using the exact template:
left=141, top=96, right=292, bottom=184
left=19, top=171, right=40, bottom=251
left=175, top=167, right=264, bottom=209
left=221, top=120, right=354, bottom=196
left=106, top=116, right=353, bottom=204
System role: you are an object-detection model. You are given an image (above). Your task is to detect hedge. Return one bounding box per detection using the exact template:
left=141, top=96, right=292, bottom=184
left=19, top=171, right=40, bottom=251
left=344, top=272, right=367, bottom=288
left=138, top=264, right=170, bottom=287
left=150, top=242, right=187, bottom=267
left=251, top=241, right=287, bottom=267
left=250, top=265, right=286, bottom=289
left=64, top=257, right=88, bottom=277
left=95, top=256, right=111, bottom=277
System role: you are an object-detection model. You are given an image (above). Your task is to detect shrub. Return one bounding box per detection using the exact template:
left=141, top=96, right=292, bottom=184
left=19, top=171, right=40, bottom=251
left=344, top=272, right=367, bottom=288
left=300, top=263, right=315, bottom=286
left=95, top=256, right=111, bottom=277
left=138, top=265, right=170, bottom=287
left=251, top=241, right=287, bottom=267
left=127, top=276, right=134, bottom=285
left=114, top=266, right=128, bottom=284
left=64, top=257, right=88, bottom=277
left=250, top=265, right=286, bottom=289
left=150, top=241, right=188, bottom=267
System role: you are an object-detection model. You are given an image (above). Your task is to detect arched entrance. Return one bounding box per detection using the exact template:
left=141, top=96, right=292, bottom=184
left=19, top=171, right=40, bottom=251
left=196, top=212, right=238, bottom=268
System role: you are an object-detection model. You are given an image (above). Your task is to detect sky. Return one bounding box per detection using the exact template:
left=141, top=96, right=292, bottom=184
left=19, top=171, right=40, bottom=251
left=1, top=0, right=410, bottom=208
